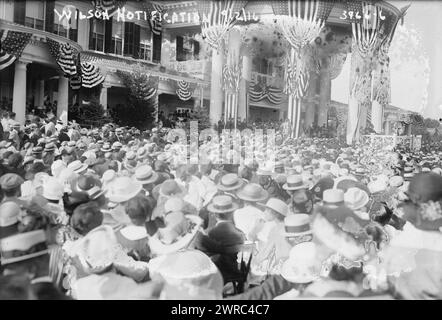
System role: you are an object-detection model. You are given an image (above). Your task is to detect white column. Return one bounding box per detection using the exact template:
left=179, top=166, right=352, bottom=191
left=57, top=74, right=69, bottom=123
left=12, top=59, right=30, bottom=125
left=371, top=100, right=383, bottom=133
left=318, top=58, right=331, bottom=126
left=37, top=80, right=45, bottom=108
left=209, top=46, right=224, bottom=125
left=100, top=84, right=109, bottom=110
left=238, top=51, right=252, bottom=121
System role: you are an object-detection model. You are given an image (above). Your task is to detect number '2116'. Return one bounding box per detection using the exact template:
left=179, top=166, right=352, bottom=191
left=339, top=10, right=386, bottom=20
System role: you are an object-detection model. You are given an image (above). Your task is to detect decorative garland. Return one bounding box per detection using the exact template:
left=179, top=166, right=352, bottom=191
left=249, top=82, right=285, bottom=105
left=46, top=37, right=77, bottom=76
left=81, top=62, right=105, bottom=88
left=173, top=80, right=197, bottom=101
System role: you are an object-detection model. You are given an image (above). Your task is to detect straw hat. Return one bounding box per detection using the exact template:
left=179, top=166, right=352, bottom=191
left=68, top=160, right=88, bottom=175
left=164, top=197, right=185, bottom=214
left=367, top=180, right=387, bottom=195
left=149, top=215, right=202, bottom=256
left=217, top=173, right=244, bottom=192
left=283, top=175, right=309, bottom=191
left=344, top=188, right=369, bottom=211
left=280, top=242, right=320, bottom=284
left=134, top=165, right=159, bottom=185
left=148, top=249, right=223, bottom=299
left=207, top=195, right=239, bottom=214
left=389, top=176, right=404, bottom=188
left=261, top=198, right=288, bottom=217
left=159, top=179, right=186, bottom=198
left=321, top=189, right=345, bottom=208
left=236, top=183, right=268, bottom=202
left=106, top=177, right=142, bottom=203
left=42, top=177, right=64, bottom=201
left=283, top=214, right=312, bottom=237
left=0, top=202, right=20, bottom=239
left=0, top=230, right=49, bottom=265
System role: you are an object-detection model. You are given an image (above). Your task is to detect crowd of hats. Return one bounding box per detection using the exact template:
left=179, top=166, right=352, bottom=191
left=0, top=118, right=442, bottom=300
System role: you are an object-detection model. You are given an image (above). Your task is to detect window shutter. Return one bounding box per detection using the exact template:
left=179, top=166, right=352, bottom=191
left=152, top=33, right=162, bottom=63
left=193, top=40, right=200, bottom=59
left=133, top=24, right=141, bottom=59
left=104, top=17, right=113, bottom=53
left=14, top=0, right=26, bottom=25
left=176, top=36, right=184, bottom=62
left=88, top=19, right=95, bottom=50
left=123, top=22, right=134, bottom=56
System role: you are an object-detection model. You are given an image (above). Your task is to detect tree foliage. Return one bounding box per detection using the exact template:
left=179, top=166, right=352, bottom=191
left=115, top=66, right=158, bottom=130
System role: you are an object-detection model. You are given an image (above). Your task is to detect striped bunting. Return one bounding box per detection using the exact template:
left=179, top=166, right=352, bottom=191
left=224, top=92, right=238, bottom=128
left=287, top=95, right=302, bottom=139
left=46, top=37, right=77, bottom=76
left=0, top=30, right=32, bottom=71
left=142, top=1, right=165, bottom=36
left=197, top=0, right=248, bottom=51
left=91, top=0, right=126, bottom=15
left=249, top=83, right=285, bottom=105
left=175, top=80, right=197, bottom=101
left=351, top=2, right=381, bottom=58
left=81, top=62, right=105, bottom=88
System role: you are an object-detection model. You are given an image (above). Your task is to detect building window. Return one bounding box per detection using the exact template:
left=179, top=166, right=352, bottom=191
left=24, top=1, right=45, bottom=30
left=52, top=5, right=78, bottom=41
left=139, top=27, right=152, bottom=61
left=176, top=35, right=199, bottom=62
left=90, top=19, right=105, bottom=52
left=111, top=20, right=124, bottom=55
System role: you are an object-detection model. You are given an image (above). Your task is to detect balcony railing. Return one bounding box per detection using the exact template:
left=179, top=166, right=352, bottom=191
left=251, top=72, right=284, bottom=89
left=167, top=60, right=208, bottom=79
left=0, top=19, right=83, bottom=53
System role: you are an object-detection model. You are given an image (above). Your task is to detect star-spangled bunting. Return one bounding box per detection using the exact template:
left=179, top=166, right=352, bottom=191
left=249, top=83, right=285, bottom=105
left=174, top=80, right=197, bottom=101
left=46, top=37, right=77, bottom=76
left=91, top=0, right=126, bottom=15
left=142, top=1, right=166, bottom=36
left=81, top=62, right=105, bottom=88
left=0, top=30, right=33, bottom=71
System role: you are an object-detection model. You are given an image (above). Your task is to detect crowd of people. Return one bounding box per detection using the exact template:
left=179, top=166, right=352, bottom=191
left=0, top=111, right=441, bottom=300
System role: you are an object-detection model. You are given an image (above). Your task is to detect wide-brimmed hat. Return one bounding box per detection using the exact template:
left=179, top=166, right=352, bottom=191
left=236, top=183, right=268, bottom=202
left=283, top=175, right=309, bottom=191
left=404, top=167, right=414, bottom=180
left=312, top=205, right=372, bottom=261
left=284, top=214, right=312, bottom=237
left=68, top=160, right=88, bottom=174
left=261, top=198, right=288, bottom=217
left=42, top=177, right=64, bottom=201
left=0, top=230, right=49, bottom=265
left=0, top=202, right=20, bottom=239
left=281, top=242, right=320, bottom=284
left=321, top=189, right=345, bottom=208
left=101, top=143, right=112, bottom=153
left=148, top=249, right=223, bottom=299
left=159, top=179, right=186, bottom=198
left=106, top=177, right=142, bottom=203
left=207, top=195, right=239, bottom=214
left=135, top=165, right=159, bottom=185
left=64, top=225, right=118, bottom=274
left=0, top=173, right=24, bottom=191
left=344, top=188, right=369, bottom=211
left=148, top=215, right=203, bottom=256
left=217, top=173, right=244, bottom=192
left=389, top=176, right=404, bottom=188
left=367, top=180, right=387, bottom=195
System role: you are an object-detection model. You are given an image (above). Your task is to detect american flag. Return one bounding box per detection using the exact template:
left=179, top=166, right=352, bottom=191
left=198, top=0, right=247, bottom=50
left=91, top=0, right=126, bottom=15
left=316, top=0, right=336, bottom=22
left=81, top=62, right=105, bottom=88
left=0, top=30, right=32, bottom=71
left=346, top=0, right=364, bottom=23
left=142, top=2, right=165, bottom=36
left=46, top=37, right=77, bottom=76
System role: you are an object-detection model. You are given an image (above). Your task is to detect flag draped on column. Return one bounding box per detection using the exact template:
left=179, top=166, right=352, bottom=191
left=0, top=30, right=32, bottom=71
left=222, top=61, right=241, bottom=128
left=273, top=0, right=335, bottom=138
left=197, top=0, right=248, bottom=52
left=346, top=1, right=408, bottom=144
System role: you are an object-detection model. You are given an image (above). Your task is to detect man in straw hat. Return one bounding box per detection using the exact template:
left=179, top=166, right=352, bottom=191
left=283, top=175, right=313, bottom=215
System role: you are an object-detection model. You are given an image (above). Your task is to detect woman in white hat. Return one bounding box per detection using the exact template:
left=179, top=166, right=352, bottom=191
left=283, top=175, right=314, bottom=215
left=344, top=187, right=370, bottom=220
left=65, top=225, right=162, bottom=299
